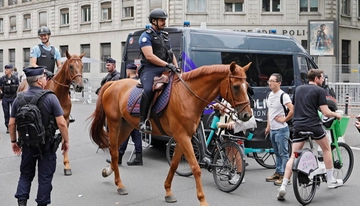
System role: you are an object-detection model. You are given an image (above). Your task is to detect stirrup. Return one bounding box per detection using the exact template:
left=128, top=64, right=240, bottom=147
left=139, top=119, right=152, bottom=133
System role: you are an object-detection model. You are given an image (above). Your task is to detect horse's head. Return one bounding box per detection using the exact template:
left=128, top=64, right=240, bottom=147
left=220, top=61, right=252, bottom=122
left=63, top=50, right=86, bottom=92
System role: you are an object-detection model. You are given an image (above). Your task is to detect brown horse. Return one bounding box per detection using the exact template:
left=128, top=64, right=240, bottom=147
left=89, top=62, right=252, bottom=206
left=19, top=50, right=85, bottom=175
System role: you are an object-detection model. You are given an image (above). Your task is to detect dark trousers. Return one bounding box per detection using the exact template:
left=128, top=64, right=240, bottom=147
left=119, top=129, right=142, bottom=154
left=139, top=66, right=166, bottom=99
left=15, top=147, right=56, bottom=205
left=2, top=97, right=14, bottom=128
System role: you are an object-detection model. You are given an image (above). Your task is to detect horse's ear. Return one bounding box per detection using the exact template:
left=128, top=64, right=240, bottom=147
left=66, top=50, right=71, bottom=59
left=229, top=61, right=237, bottom=74
left=80, top=52, right=86, bottom=59
left=242, top=62, right=252, bottom=72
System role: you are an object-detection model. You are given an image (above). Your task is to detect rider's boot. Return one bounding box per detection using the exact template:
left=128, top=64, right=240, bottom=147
left=139, top=94, right=152, bottom=133
left=127, top=153, right=143, bottom=166
left=18, top=199, right=27, bottom=206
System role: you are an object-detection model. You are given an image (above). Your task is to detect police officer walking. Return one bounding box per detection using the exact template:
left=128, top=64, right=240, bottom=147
left=0, top=64, right=19, bottom=133
left=95, top=58, right=120, bottom=95
left=30, top=26, right=62, bottom=74
left=138, top=8, right=179, bottom=133
left=9, top=67, right=69, bottom=206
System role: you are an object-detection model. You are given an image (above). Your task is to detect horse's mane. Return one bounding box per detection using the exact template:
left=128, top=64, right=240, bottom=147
left=182, top=65, right=231, bottom=81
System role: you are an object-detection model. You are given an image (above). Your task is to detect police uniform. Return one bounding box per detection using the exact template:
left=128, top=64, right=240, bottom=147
left=30, top=43, right=61, bottom=73
left=0, top=64, right=19, bottom=131
left=95, top=58, right=121, bottom=95
left=11, top=67, right=64, bottom=206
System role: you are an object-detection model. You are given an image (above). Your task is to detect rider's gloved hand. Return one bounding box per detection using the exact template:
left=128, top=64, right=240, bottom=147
left=166, top=63, right=180, bottom=73
left=44, top=70, right=54, bottom=79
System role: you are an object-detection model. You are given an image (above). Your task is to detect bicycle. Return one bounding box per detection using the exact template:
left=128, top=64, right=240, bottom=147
left=292, top=114, right=353, bottom=205
left=166, top=110, right=246, bottom=192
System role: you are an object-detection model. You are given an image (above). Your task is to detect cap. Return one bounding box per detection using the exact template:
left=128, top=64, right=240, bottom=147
left=5, top=64, right=13, bottom=69
left=23, top=67, right=45, bottom=77
left=106, top=58, right=116, bottom=64
left=126, top=63, right=137, bottom=70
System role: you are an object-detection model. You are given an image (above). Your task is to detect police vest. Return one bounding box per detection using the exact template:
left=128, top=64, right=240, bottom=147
left=37, top=44, right=56, bottom=73
left=1, top=75, right=18, bottom=98
left=141, top=29, right=173, bottom=65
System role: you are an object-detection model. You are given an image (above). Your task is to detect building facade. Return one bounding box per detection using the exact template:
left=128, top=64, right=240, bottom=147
left=0, top=0, right=360, bottom=82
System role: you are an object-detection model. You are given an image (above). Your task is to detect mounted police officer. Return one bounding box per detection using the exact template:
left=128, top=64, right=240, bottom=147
left=9, top=67, right=69, bottom=206
left=30, top=26, right=62, bottom=74
left=138, top=8, right=179, bottom=133
left=95, top=57, right=121, bottom=95
left=0, top=64, right=19, bottom=133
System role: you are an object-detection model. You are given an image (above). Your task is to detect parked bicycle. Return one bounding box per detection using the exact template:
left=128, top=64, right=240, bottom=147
left=166, top=110, right=246, bottom=192
left=292, top=113, right=353, bottom=205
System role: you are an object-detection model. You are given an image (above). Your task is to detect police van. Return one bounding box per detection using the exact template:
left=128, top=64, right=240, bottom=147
left=121, top=27, right=335, bottom=142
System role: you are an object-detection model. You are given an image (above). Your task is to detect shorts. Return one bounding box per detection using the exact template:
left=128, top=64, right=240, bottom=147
left=292, top=125, right=326, bottom=143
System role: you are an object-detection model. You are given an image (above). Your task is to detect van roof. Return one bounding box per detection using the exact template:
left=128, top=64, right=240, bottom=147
left=129, top=27, right=307, bottom=53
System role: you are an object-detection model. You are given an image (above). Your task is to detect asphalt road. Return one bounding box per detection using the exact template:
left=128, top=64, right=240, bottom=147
left=0, top=102, right=359, bottom=206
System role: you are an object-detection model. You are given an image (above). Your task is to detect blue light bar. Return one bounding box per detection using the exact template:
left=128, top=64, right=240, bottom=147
left=184, top=21, right=190, bottom=27
left=270, top=29, right=276, bottom=34
left=145, top=24, right=151, bottom=29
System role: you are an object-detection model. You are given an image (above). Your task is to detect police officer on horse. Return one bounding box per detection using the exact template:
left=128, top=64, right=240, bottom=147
left=138, top=8, right=179, bottom=133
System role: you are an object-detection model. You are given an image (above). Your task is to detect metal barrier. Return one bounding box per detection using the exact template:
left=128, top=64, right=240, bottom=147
left=328, top=82, right=360, bottom=107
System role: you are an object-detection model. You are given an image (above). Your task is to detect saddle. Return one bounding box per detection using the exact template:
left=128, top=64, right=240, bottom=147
left=136, top=72, right=170, bottom=91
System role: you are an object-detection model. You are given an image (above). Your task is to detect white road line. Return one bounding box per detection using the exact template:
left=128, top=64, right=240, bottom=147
left=351, top=146, right=360, bottom=151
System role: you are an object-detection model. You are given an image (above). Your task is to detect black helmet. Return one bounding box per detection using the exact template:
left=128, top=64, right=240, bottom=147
left=38, top=26, right=51, bottom=35
left=149, top=8, right=168, bottom=23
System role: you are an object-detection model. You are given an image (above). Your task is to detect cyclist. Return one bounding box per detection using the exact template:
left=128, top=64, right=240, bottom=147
left=277, top=69, right=342, bottom=201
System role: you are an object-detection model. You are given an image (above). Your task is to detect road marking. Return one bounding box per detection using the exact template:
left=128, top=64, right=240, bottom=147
left=351, top=146, right=360, bottom=151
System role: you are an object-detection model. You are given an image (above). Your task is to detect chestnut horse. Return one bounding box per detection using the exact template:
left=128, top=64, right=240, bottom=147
left=19, top=50, right=85, bottom=175
left=89, top=62, right=252, bottom=206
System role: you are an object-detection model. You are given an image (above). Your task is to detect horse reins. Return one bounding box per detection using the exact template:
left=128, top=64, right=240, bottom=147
left=51, top=58, right=83, bottom=88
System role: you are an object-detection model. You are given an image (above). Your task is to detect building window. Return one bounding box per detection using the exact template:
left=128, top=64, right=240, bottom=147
left=101, top=2, right=111, bottom=21
left=188, top=0, right=206, bottom=12
left=300, top=0, right=318, bottom=12
left=60, top=8, right=70, bottom=25
left=23, top=48, right=30, bottom=67
left=262, top=0, right=280, bottom=12
left=358, top=41, right=360, bottom=65
left=39, top=11, right=47, bottom=27
left=9, top=49, right=15, bottom=66
left=341, top=0, right=350, bottom=15
left=81, top=44, right=90, bottom=73
left=0, top=18, right=3, bottom=32
left=0, top=50, right=3, bottom=72
left=342, top=40, right=350, bottom=73
left=9, top=16, right=16, bottom=31
left=8, top=0, right=17, bottom=5
left=59, top=45, right=68, bottom=57
left=23, top=14, right=31, bottom=29
left=101, top=43, right=111, bottom=73
left=225, top=0, right=244, bottom=12
left=82, top=5, right=91, bottom=22
left=123, top=7, right=134, bottom=18
left=301, top=40, right=308, bottom=50
left=0, top=0, right=3, bottom=7
left=22, top=0, right=32, bottom=3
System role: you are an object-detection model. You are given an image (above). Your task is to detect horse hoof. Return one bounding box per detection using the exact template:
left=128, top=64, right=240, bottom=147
left=165, top=195, right=177, bottom=203
left=102, top=168, right=108, bottom=178
left=64, top=169, right=72, bottom=176
left=117, top=188, right=128, bottom=195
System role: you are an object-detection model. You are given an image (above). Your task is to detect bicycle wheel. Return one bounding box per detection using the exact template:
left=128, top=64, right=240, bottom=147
left=212, top=142, right=245, bottom=192
left=332, top=142, right=354, bottom=183
left=253, top=151, right=276, bottom=169
left=204, top=111, right=216, bottom=129
left=293, top=171, right=317, bottom=205
left=165, top=137, right=201, bottom=177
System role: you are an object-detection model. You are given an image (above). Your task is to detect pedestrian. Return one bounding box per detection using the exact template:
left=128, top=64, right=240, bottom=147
left=106, top=63, right=143, bottom=166
left=95, top=57, right=120, bottom=95
left=13, top=67, right=19, bottom=78
left=9, top=66, right=69, bottom=206
left=0, top=64, right=19, bottom=133
left=138, top=8, right=179, bottom=133
left=277, top=69, right=343, bottom=201
left=264, top=73, right=293, bottom=186
left=30, top=26, right=62, bottom=74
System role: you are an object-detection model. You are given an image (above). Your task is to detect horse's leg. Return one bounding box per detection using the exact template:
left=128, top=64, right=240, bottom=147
left=63, top=112, right=72, bottom=176
left=164, top=143, right=184, bottom=203
left=177, top=136, right=208, bottom=206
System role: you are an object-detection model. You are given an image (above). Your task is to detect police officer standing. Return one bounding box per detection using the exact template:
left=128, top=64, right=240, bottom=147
left=0, top=64, right=19, bottom=133
left=30, top=26, right=62, bottom=74
left=95, top=57, right=120, bottom=95
left=138, top=8, right=179, bottom=133
left=9, top=67, right=69, bottom=206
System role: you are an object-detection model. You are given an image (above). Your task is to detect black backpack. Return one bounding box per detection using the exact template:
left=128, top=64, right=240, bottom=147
left=15, top=90, right=54, bottom=153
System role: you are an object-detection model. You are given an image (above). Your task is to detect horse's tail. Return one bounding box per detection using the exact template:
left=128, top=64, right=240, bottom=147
left=89, top=82, right=115, bottom=149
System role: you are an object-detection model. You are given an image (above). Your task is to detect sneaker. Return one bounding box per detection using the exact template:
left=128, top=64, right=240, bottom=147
left=266, top=173, right=281, bottom=182
left=327, top=179, right=343, bottom=189
left=277, top=186, right=286, bottom=201
left=229, top=173, right=240, bottom=185
left=274, top=176, right=291, bottom=186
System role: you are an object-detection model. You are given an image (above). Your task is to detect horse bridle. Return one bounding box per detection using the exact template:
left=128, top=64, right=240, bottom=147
left=51, top=58, right=83, bottom=88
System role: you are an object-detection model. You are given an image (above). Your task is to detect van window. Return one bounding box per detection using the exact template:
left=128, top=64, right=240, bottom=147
left=221, top=52, right=294, bottom=87
left=298, top=56, right=310, bottom=84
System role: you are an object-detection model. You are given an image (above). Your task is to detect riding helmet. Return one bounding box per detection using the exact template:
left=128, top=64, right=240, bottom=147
left=38, top=26, right=51, bottom=35
left=149, top=8, right=168, bottom=23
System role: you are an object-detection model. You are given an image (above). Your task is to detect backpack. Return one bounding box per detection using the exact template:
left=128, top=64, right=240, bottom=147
left=15, top=90, right=54, bottom=156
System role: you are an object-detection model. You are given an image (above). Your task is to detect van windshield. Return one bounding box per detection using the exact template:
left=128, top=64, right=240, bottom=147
left=221, top=52, right=294, bottom=87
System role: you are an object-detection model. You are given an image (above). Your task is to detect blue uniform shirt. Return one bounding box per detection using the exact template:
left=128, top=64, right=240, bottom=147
left=30, top=43, right=61, bottom=60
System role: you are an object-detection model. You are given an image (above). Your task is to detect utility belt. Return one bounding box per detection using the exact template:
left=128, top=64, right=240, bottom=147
left=50, top=133, right=62, bottom=153
left=3, top=93, right=16, bottom=98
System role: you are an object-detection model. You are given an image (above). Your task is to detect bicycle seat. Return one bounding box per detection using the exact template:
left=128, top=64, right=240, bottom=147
left=299, top=131, right=314, bottom=138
